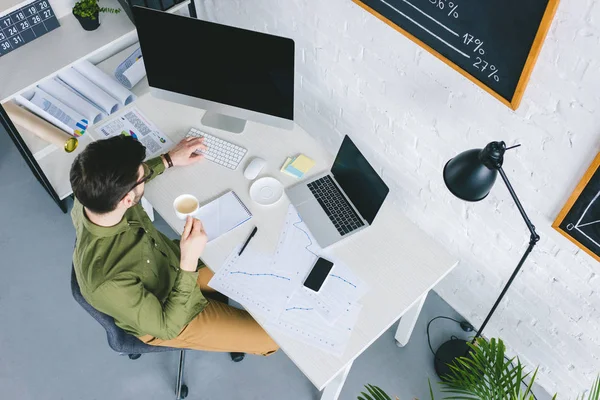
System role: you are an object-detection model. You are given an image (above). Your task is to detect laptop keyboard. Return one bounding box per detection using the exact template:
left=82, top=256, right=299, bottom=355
left=307, top=176, right=365, bottom=236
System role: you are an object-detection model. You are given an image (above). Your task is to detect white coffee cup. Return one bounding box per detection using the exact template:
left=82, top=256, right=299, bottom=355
left=173, top=194, right=200, bottom=220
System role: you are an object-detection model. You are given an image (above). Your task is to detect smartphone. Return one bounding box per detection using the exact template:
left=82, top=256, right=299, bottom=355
left=303, top=257, right=334, bottom=292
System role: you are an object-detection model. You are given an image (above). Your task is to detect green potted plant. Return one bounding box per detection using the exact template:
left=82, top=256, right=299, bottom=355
left=360, top=337, right=600, bottom=400
left=72, top=0, right=120, bottom=31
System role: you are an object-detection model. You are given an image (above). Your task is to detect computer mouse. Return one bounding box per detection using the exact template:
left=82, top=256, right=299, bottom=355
left=244, top=158, right=266, bottom=180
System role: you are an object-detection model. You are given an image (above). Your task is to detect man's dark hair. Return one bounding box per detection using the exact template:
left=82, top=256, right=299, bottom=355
left=70, top=136, right=146, bottom=214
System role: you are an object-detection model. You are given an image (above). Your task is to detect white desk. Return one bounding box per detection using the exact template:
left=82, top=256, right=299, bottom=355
left=133, top=94, right=458, bottom=398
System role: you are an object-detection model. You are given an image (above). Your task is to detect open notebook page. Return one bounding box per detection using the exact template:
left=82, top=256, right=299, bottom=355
left=195, top=191, right=252, bottom=241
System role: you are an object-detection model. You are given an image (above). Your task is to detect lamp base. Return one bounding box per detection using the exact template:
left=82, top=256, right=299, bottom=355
left=434, top=339, right=471, bottom=379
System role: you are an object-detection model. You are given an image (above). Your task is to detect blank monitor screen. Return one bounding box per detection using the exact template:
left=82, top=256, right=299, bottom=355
left=332, top=136, right=389, bottom=224
left=133, top=7, right=295, bottom=121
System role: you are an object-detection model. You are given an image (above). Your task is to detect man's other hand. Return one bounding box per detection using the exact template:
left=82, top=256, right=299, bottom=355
left=179, top=217, right=208, bottom=272
left=166, top=137, right=208, bottom=167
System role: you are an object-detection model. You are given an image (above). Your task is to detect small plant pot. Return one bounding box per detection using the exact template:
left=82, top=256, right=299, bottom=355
left=73, top=10, right=100, bottom=31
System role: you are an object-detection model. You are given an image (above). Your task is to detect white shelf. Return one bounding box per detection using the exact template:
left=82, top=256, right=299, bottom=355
left=0, top=0, right=30, bottom=14
left=0, top=0, right=136, bottom=102
left=0, top=0, right=190, bottom=202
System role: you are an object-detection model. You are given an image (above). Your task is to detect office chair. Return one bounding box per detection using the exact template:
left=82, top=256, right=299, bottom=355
left=70, top=267, right=190, bottom=399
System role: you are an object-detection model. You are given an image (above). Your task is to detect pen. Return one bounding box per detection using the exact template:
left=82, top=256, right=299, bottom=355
left=238, top=226, right=258, bottom=256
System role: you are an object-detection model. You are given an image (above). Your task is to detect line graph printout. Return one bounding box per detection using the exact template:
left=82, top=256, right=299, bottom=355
left=271, top=205, right=321, bottom=276
left=208, top=205, right=369, bottom=353
left=265, top=293, right=363, bottom=356
left=272, top=205, right=370, bottom=322
left=208, top=246, right=295, bottom=320
left=302, top=260, right=370, bottom=323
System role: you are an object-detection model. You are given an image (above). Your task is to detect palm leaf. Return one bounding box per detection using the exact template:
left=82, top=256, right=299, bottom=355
left=358, top=384, right=393, bottom=400
left=578, top=376, right=600, bottom=400
left=439, top=338, right=533, bottom=400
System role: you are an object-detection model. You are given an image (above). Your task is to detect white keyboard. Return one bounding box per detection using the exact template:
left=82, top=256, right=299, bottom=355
left=185, top=128, right=248, bottom=170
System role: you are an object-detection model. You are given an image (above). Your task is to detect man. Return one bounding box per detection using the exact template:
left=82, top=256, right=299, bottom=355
left=70, top=135, right=278, bottom=358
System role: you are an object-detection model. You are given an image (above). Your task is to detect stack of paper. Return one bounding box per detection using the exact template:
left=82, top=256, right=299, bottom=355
left=280, top=154, right=315, bottom=179
left=26, top=60, right=137, bottom=135
left=209, top=205, right=369, bottom=357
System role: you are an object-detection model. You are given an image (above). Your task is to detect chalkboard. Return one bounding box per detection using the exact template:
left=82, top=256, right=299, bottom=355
left=353, top=0, right=559, bottom=110
left=553, top=153, right=600, bottom=263
left=0, top=0, right=60, bottom=59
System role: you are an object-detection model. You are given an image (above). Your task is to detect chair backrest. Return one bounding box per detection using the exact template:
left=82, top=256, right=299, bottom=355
left=70, top=266, right=174, bottom=354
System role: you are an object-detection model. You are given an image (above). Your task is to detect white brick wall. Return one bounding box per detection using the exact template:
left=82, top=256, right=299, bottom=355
left=198, top=0, right=600, bottom=396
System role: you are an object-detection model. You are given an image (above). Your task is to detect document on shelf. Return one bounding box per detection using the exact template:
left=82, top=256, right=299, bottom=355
left=73, top=60, right=136, bottom=107
left=94, top=107, right=173, bottom=158
left=20, top=88, right=88, bottom=136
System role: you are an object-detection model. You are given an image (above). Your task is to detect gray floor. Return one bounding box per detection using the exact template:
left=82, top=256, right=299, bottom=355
left=0, top=130, right=548, bottom=400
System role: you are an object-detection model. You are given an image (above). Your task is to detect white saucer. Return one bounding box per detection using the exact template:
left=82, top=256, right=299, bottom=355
left=250, top=177, right=284, bottom=206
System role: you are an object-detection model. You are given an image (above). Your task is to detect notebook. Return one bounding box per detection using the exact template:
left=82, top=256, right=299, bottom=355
left=195, top=191, right=252, bottom=241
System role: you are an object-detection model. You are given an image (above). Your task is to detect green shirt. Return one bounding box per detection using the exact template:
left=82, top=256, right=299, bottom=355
left=71, top=156, right=208, bottom=340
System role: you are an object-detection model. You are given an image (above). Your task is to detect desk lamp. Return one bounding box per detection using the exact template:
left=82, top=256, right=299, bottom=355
left=434, top=141, right=540, bottom=378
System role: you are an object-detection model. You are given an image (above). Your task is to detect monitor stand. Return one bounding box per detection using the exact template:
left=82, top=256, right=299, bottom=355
left=201, top=112, right=246, bottom=134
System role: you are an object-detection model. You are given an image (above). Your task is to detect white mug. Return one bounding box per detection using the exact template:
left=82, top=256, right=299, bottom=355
left=173, top=194, right=200, bottom=220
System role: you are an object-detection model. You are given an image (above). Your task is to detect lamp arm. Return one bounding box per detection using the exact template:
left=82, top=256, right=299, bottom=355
left=473, top=240, right=536, bottom=341
left=472, top=167, right=540, bottom=341
left=498, top=167, right=540, bottom=244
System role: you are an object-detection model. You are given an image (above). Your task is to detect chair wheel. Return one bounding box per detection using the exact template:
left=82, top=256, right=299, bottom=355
left=128, top=354, right=141, bottom=360
left=179, top=384, right=189, bottom=399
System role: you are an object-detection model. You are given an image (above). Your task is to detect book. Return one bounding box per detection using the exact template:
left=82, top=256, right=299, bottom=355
left=195, top=191, right=252, bottom=242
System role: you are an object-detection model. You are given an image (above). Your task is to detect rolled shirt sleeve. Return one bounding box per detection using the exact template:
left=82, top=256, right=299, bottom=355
left=145, top=156, right=166, bottom=182
left=90, top=270, right=207, bottom=340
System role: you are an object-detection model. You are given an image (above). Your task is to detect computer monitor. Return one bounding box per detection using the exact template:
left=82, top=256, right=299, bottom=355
left=132, top=7, right=295, bottom=134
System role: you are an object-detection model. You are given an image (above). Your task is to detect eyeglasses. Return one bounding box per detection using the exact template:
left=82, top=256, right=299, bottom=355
left=122, top=163, right=153, bottom=199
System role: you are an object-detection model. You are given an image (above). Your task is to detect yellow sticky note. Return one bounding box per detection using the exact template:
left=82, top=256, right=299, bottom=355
left=280, top=157, right=294, bottom=172
left=289, top=154, right=315, bottom=173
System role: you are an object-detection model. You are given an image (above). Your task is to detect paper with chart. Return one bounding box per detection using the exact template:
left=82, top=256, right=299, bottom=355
left=272, top=205, right=369, bottom=323
left=208, top=245, right=295, bottom=320
left=266, top=293, right=363, bottom=356
left=299, top=260, right=369, bottom=324
left=209, top=204, right=370, bottom=356
left=94, top=107, right=172, bottom=157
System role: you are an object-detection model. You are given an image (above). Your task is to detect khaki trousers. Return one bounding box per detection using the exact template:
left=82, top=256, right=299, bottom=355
left=139, top=268, right=278, bottom=356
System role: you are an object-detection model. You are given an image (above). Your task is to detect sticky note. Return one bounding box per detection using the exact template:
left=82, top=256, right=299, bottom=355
left=281, top=157, right=294, bottom=172
left=289, top=154, right=315, bottom=173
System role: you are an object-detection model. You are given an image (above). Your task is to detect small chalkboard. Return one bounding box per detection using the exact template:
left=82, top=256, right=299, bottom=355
left=353, top=0, right=559, bottom=110
left=553, top=153, right=600, bottom=263
left=0, top=0, right=60, bottom=58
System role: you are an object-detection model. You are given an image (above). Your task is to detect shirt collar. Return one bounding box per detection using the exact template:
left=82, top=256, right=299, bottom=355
left=81, top=205, right=142, bottom=238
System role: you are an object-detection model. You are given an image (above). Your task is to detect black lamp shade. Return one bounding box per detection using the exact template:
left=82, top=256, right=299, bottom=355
left=443, top=148, right=498, bottom=202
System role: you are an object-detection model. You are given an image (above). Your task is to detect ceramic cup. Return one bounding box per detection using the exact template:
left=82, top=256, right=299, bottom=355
left=173, top=194, right=199, bottom=220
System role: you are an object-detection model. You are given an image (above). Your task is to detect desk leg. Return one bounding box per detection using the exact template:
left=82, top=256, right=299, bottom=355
left=395, top=293, right=427, bottom=347
left=321, top=361, right=353, bottom=400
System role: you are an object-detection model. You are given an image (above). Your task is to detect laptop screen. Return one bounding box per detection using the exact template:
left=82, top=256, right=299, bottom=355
left=331, top=136, right=389, bottom=224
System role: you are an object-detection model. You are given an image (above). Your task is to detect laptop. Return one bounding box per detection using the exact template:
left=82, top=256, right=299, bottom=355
left=286, top=135, right=389, bottom=248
